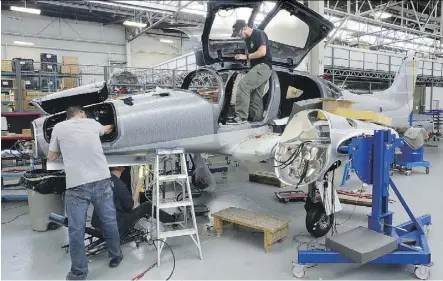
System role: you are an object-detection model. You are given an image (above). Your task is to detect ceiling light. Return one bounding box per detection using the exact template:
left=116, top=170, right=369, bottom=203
left=160, top=39, right=174, bottom=43
left=123, top=21, right=147, bottom=28
left=89, top=1, right=174, bottom=15
left=14, top=41, right=35, bottom=46
left=10, top=6, right=41, bottom=14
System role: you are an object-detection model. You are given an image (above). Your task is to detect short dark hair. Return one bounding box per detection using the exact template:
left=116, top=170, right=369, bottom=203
left=66, top=106, right=85, bottom=119
left=231, top=19, right=247, bottom=37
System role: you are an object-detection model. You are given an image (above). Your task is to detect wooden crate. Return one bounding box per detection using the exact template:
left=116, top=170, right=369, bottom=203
left=249, top=171, right=288, bottom=188
left=212, top=207, right=290, bottom=253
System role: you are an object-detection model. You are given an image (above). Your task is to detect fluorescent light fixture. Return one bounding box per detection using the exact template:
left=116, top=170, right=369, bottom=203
left=374, top=11, right=393, bottom=19
left=14, top=41, right=35, bottom=46
left=160, top=39, right=174, bottom=43
left=89, top=1, right=174, bottom=15
left=123, top=20, right=147, bottom=28
left=10, top=6, right=41, bottom=14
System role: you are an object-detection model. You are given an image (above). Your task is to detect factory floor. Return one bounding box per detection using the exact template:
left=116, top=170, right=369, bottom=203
left=1, top=145, right=442, bottom=280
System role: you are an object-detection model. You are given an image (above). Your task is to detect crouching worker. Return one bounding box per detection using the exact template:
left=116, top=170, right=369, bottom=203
left=91, top=166, right=179, bottom=239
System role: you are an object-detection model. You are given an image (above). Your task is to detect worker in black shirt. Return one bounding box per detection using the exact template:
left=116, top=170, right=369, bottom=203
left=91, top=166, right=178, bottom=238
left=227, top=19, right=273, bottom=125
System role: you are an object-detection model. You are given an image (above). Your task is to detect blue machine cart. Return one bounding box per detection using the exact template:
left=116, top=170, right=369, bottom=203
left=393, top=144, right=430, bottom=176
left=293, top=130, right=432, bottom=280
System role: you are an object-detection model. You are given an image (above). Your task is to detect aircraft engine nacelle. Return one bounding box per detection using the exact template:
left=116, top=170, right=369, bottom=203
left=274, top=109, right=398, bottom=187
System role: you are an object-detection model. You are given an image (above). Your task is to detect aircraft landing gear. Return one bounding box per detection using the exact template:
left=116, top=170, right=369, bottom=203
left=305, top=200, right=334, bottom=238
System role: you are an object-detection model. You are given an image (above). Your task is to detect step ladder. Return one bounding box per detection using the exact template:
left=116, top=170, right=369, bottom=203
left=151, top=148, right=203, bottom=266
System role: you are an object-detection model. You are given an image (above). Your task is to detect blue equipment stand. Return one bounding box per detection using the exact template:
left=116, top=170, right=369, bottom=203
left=293, top=130, right=432, bottom=280
left=393, top=145, right=430, bottom=176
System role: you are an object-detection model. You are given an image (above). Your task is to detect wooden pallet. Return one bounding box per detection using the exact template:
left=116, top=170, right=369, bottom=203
left=212, top=207, right=290, bottom=253
left=249, top=171, right=288, bottom=188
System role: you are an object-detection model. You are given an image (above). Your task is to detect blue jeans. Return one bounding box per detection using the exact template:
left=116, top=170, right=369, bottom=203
left=65, top=178, right=122, bottom=280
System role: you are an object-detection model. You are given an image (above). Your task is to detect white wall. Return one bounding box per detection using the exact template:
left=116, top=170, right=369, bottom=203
left=425, top=87, right=443, bottom=110
left=1, top=10, right=126, bottom=66
left=130, top=33, right=196, bottom=68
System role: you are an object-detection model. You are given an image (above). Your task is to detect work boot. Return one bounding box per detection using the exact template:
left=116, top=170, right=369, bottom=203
left=109, top=255, right=123, bottom=268
left=226, top=116, right=248, bottom=125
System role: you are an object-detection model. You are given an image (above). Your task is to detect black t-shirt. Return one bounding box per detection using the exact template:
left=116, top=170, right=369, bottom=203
left=245, top=29, right=273, bottom=68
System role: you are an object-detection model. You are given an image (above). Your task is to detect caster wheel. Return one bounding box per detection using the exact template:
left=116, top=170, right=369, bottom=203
left=425, top=167, right=430, bottom=174
left=414, top=265, right=431, bottom=280
left=221, top=171, right=227, bottom=179
left=284, top=198, right=289, bottom=204
left=405, top=170, right=412, bottom=176
left=235, top=162, right=239, bottom=167
left=64, top=247, right=69, bottom=253
left=48, top=222, right=59, bottom=231
left=292, top=263, right=306, bottom=278
left=390, top=170, right=394, bottom=176
left=423, top=224, right=432, bottom=236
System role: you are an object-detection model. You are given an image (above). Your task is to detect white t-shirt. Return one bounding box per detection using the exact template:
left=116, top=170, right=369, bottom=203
left=49, top=118, right=110, bottom=188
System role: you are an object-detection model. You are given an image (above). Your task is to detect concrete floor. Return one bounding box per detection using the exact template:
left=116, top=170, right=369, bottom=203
left=1, top=145, right=442, bottom=280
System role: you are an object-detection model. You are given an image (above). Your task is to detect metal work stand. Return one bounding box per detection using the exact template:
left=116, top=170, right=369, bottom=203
left=293, top=130, right=433, bottom=280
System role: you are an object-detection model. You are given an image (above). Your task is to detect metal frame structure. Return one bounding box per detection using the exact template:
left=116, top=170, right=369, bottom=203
left=294, top=130, right=432, bottom=279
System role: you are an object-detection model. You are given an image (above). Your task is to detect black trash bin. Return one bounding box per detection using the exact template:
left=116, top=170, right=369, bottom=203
left=21, top=169, right=66, bottom=231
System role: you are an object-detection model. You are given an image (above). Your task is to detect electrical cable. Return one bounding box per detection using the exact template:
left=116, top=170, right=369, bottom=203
left=1, top=212, right=29, bottom=224
left=2, top=204, right=28, bottom=211
left=146, top=238, right=176, bottom=281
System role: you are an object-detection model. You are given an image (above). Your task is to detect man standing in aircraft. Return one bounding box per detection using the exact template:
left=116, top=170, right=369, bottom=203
left=47, top=106, right=122, bottom=280
left=228, top=19, right=273, bottom=125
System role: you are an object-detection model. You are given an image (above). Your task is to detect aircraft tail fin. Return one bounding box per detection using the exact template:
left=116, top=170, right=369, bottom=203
left=373, top=56, right=417, bottom=106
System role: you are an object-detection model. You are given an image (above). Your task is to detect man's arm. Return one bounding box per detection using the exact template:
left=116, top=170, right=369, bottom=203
left=48, top=151, right=61, bottom=161
left=48, top=126, right=61, bottom=161
left=132, top=178, right=144, bottom=208
left=247, top=45, right=266, bottom=59
left=103, top=125, right=114, bottom=135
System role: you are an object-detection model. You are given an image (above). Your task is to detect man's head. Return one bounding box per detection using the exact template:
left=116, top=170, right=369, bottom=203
left=66, top=106, right=86, bottom=120
left=232, top=19, right=251, bottom=39
left=110, top=166, right=127, bottom=177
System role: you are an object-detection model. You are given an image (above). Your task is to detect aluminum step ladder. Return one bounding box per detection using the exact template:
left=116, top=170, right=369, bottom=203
left=151, top=148, right=203, bottom=266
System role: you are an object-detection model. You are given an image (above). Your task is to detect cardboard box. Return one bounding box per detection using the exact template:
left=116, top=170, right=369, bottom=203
left=61, top=65, right=70, bottom=74
left=63, top=56, right=79, bottom=65
left=62, top=78, right=78, bottom=89
left=26, top=92, right=50, bottom=99
left=22, top=129, right=31, bottom=136
left=322, top=98, right=354, bottom=112
left=2, top=60, right=13, bottom=72
left=69, top=65, right=80, bottom=74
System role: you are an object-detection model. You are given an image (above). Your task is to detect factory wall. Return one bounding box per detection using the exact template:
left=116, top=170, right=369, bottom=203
left=425, top=87, right=443, bottom=110
left=1, top=10, right=127, bottom=66
left=129, top=34, right=196, bottom=68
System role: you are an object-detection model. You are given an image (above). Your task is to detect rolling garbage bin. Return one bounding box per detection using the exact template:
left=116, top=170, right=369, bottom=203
left=20, top=169, right=66, bottom=232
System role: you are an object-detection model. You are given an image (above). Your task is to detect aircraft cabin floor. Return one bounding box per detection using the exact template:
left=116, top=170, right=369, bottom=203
left=1, top=144, right=442, bottom=280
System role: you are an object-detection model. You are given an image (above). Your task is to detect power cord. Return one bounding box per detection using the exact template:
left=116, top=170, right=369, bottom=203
left=2, top=212, right=29, bottom=224
left=146, top=238, right=175, bottom=281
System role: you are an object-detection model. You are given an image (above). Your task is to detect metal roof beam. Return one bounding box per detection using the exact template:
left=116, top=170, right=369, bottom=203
left=35, top=0, right=134, bottom=16
left=325, top=8, right=443, bottom=39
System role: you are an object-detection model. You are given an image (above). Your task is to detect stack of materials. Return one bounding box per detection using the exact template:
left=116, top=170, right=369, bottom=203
left=40, top=53, right=58, bottom=73
left=61, top=56, right=80, bottom=75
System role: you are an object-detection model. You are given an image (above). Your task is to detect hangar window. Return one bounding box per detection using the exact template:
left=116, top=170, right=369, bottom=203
left=263, top=9, right=309, bottom=49
left=209, top=7, right=253, bottom=40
